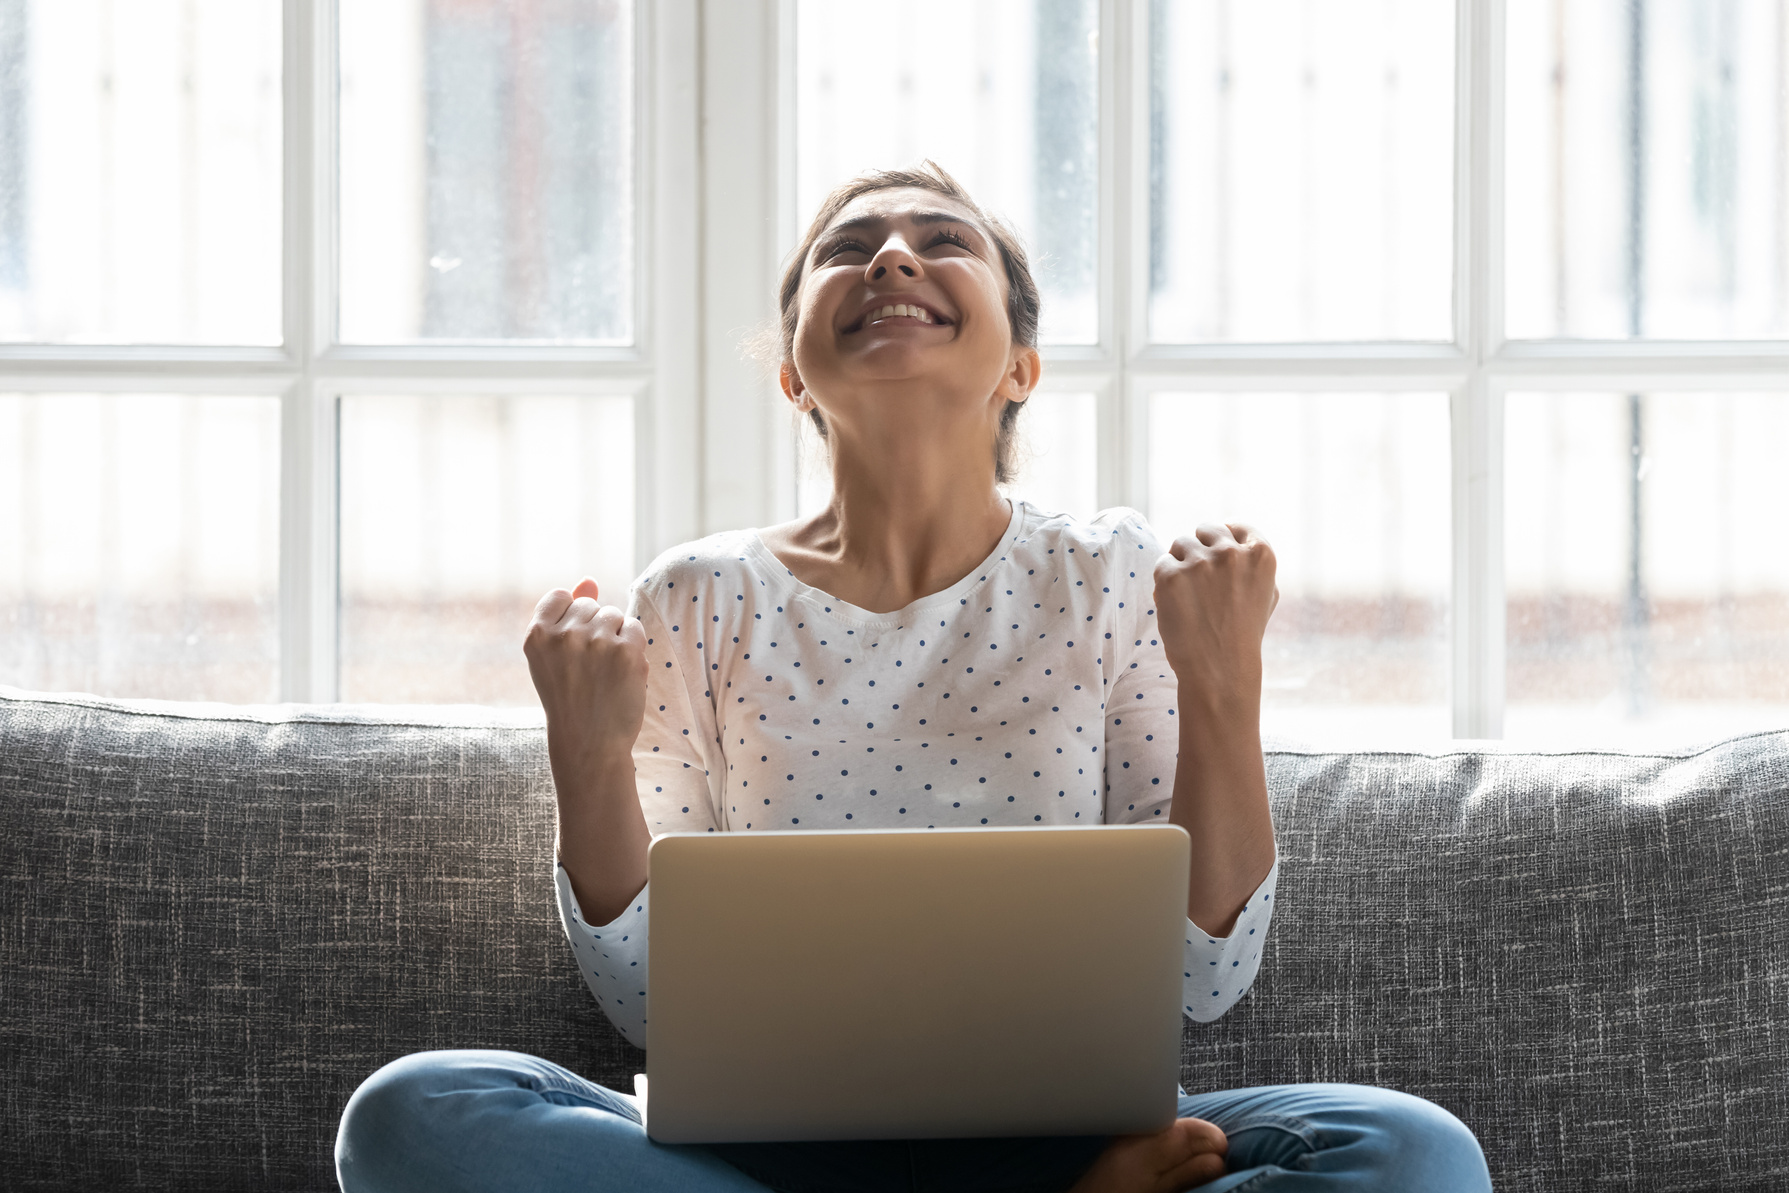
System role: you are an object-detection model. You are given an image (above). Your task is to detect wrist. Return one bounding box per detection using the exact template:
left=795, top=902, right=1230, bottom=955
left=1174, top=675, right=1262, bottom=724
left=543, top=711, right=636, bottom=764
left=545, top=731, right=636, bottom=804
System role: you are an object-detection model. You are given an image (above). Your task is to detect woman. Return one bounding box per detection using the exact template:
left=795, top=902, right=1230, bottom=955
left=335, top=163, right=1492, bottom=1193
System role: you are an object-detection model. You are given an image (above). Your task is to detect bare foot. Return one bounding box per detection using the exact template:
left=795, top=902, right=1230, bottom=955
left=1068, top=1117, right=1229, bottom=1193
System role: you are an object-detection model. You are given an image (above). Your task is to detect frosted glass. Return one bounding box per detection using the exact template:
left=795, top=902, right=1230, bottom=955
left=1150, top=392, right=1453, bottom=741
left=0, top=394, right=281, bottom=700
left=1005, top=392, right=1098, bottom=522
left=1506, top=392, right=1789, bottom=745
left=339, top=0, right=634, bottom=343
left=0, top=1, right=281, bottom=344
left=338, top=394, right=636, bottom=704
left=1506, top=0, right=1789, bottom=339
left=1148, top=0, right=1455, bottom=343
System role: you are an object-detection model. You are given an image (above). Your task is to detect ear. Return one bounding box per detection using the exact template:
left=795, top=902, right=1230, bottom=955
left=996, top=346, right=1042, bottom=406
left=780, top=361, right=815, bottom=413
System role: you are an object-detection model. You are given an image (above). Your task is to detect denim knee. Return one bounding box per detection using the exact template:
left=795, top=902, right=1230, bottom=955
left=335, top=1051, right=466, bottom=1191
left=1340, top=1085, right=1490, bottom=1189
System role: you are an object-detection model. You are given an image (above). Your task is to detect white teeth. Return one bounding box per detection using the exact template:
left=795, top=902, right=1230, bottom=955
left=869, top=304, right=934, bottom=324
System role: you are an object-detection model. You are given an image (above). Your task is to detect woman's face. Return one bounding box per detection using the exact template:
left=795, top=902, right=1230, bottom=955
left=785, top=187, right=1035, bottom=428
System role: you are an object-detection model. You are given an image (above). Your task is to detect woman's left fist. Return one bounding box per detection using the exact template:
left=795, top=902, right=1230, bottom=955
left=1152, top=523, right=1280, bottom=706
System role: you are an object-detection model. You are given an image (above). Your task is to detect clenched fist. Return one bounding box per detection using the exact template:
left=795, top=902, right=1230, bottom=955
left=525, top=577, right=653, bottom=924
left=524, top=577, right=649, bottom=771
left=1152, top=523, right=1280, bottom=710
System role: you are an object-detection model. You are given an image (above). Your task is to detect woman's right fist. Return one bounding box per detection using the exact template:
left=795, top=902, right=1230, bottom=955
left=523, top=578, right=649, bottom=761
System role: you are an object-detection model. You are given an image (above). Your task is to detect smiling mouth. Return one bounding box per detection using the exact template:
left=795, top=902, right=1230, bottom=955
left=846, top=303, right=951, bottom=333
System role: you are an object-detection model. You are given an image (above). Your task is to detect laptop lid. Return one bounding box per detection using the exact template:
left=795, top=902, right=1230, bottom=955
left=645, top=824, right=1189, bottom=1144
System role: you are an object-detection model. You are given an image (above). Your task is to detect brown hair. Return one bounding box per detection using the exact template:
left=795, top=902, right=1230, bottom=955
left=777, top=160, right=1040, bottom=485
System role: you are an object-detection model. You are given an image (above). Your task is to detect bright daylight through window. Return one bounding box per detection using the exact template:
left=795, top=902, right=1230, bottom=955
left=1, top=0, right=1785, bottom=749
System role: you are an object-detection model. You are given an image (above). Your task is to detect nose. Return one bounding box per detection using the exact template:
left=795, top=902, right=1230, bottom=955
left=865, top=233, right=923, bottom=283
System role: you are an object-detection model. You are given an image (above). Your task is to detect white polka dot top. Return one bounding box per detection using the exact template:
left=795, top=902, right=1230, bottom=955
left=555, top=499, right=1279, bottom=1049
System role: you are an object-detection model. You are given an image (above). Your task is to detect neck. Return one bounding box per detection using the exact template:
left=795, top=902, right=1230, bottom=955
left=768, top=403, right=1013, bottom=613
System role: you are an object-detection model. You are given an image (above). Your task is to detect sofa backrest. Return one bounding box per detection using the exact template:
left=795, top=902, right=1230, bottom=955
left=2, top=690, right=635, bottom=1190
left=1193, top=736, right=1789, bottom=1192
left=3, top=688, right=1786, bottom=1190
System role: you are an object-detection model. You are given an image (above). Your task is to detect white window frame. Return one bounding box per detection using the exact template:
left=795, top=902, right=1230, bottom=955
left=6, top=0, right=1787, bottom=726
left=0, top=0, right=702, bottom=703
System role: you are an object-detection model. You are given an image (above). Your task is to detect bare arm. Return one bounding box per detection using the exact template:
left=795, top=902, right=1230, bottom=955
left=524, top=578, right=651, bottom=926
left=1169, top=685, right=1276, bottom=937
left=551, top=745, right=649, bottom=926
left=1153, top=524, right=1280, bottom=937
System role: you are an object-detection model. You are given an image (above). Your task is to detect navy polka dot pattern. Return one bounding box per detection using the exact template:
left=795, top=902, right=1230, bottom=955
left=555, top=500, right=1279, bottom=1047
left=556, top=863, right=653, bottom=1045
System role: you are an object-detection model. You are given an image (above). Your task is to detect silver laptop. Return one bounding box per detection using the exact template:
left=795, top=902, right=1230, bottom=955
left=643, top=824, right=1189, bottom=1144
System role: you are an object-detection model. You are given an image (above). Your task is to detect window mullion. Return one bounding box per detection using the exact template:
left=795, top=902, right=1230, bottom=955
left=697, top=0, right=779, bottom=537
left=649, top=0, right=702, bottom=554
left=1453, top=0, right=1507, bottom=737
left=771, top=0, right=799, bottom=524
left=278, top=0, right=338, bottom=702
left=1105, top=0, right=1141, bottom=513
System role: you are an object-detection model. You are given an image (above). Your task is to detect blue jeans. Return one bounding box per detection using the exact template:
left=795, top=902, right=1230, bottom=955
left=335, top=1050, right=1491, bottom=1193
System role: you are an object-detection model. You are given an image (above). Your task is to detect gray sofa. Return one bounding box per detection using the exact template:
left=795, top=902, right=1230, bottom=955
left=3, top=685, right=1785, bottom=1190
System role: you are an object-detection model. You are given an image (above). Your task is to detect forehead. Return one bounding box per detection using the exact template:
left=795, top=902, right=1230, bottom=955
left=820, top=187, right=988, bottom=240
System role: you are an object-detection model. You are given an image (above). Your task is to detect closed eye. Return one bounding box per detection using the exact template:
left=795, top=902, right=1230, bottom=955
left=820, top=228, right=974, bottom=262
left=821, top=238, right=869, bottom=261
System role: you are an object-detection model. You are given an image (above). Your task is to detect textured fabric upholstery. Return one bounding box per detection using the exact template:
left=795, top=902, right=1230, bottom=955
left=1185, top=736, right=1789, bottom=1192
left=3, top=687, right=1786, bottom=1190
left=1, top=689, right=639, bottom=1190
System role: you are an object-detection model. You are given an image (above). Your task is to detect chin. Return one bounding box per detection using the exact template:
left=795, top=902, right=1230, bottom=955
left=847, top=340, right=950, bottom=377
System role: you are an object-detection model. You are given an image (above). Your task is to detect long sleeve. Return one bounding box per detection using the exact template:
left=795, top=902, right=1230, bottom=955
left=1178, top=859, right=1277, bottom=1022
left=554, top=865, right=651, bottom=1047
left=553, top=591, right=721, bottom=1049
left=1100, top=512, right=1279, bottom=1023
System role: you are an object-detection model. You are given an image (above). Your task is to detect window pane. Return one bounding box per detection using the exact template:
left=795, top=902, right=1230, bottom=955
left=795, top=0, right=1098, bottom=345
left=0, top=394, right=280, bottom=700
left=0, top=1, right=281, bottom=344
left=1507, top=0, right=1789, bottom=339
left=795, top=414, right=830, bottom=521
left=1148, top=0, right=1455, bottom=343
left=1506, top=393, right=1789, bottom=744
left=1004, top=391, right=1098, bottom=521
left=339, top=394, right=635, bottom=704
left=339, top=0, right=635, bottom=343
left=1150, top=393, right=1452, bottom=739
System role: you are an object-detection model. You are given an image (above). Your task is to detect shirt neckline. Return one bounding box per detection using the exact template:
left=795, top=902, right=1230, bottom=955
left=743, top=497, right=1028, bottom=631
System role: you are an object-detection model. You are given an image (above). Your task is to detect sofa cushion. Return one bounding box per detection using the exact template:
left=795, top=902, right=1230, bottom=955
left=1188, top=734, right=1789, bottom=1192
left=1, top=689, right=638, bottom=1191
